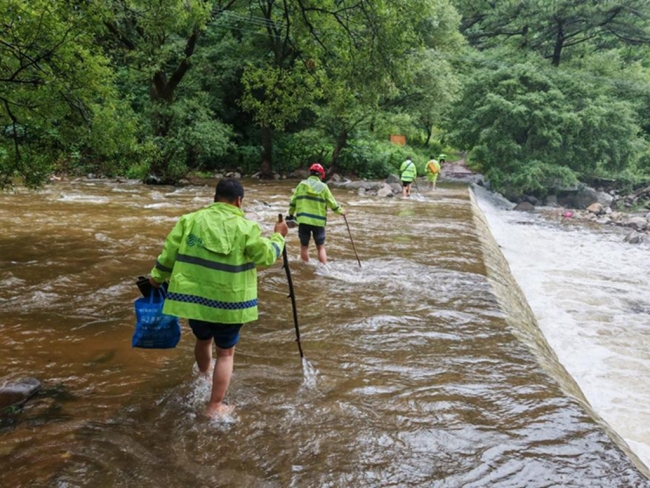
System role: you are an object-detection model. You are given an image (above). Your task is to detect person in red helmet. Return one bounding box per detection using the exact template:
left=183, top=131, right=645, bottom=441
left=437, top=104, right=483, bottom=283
left=287, top=163, right=345, bottom=265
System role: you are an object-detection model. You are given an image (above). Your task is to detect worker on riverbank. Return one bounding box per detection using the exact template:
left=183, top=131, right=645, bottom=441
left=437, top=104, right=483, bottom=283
left=149, top=178, right=288, bottom=419
left=400, top=156, right=417, bottom=197
left=287, top=163, right=345, bottom=265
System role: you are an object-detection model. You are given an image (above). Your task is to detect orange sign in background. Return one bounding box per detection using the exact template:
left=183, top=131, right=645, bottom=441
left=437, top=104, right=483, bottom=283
left=390, top=135, right=406, bottom=145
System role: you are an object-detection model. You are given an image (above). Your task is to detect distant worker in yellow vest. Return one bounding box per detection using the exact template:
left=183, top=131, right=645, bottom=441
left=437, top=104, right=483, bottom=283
left=399, top=156, right=418, bottom=198
left=287, top=163, right=345, bottom=265
left=426, top=156, right=441, bottom=190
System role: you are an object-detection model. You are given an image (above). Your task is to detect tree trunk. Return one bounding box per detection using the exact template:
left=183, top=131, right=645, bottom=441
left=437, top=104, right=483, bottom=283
left=326, top=130, right=348, bottom=181
left=259, top=124, right=273, bottom=179
left=424, top=125, right=432, bottom=146
left=552, top=21, right=565, bottom=67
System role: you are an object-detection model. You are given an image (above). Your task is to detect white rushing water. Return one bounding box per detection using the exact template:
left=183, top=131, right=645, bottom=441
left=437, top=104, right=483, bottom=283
left=473, top=185, right=650, bottom=470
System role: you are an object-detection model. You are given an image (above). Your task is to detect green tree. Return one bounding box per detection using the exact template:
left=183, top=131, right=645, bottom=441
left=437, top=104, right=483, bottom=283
left=99, top=0, right=238, bottom=181
left=454, top=0, right=650, bottom=66
left=292, top=0, right=463, bottom=177
left=0, top=0, right=126, bottom=187
left=446, top=62, right=646, bottom=196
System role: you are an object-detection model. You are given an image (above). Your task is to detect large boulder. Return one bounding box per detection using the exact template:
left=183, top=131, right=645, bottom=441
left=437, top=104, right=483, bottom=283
left=557, top=187, right=599, bottom=209
left=596, top=191, right=614, bottom=208
left=386, top=174, right=401, bottom=185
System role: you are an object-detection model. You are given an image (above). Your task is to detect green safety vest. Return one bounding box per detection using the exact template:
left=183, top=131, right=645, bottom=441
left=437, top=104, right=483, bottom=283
left=150, top=202, right=285, bottom=324
left=400, top=160, right=417, bottom=182
left=288, top=176, right=343, bottom=227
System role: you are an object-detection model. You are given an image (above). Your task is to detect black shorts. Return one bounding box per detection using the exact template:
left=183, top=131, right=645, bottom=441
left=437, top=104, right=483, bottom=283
left=298, top=223, right=326, bottom=246
left=402, top=180, right=413, bottom=187
left=188, top=319, right=243, bottom=349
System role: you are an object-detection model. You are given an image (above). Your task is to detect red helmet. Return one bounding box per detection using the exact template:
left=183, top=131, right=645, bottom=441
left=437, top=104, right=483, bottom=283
left=309, top=163, right=325, bottom=179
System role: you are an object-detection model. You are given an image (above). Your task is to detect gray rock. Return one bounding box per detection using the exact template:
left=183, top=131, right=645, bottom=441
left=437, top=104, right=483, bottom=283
left=0, top=377, right=42, bottom=411
left=377, top=183, right=393, bottom=198
left=626, top=216, right=648, bottom=231
left=386, top=174, right=401, bottom=185
left=390, top=183, right=402, bottom=194
left=624, top=231, right=644, bottom=244
left=587, top=202, right=605, bottom=215
left=513, top=202, right=535, bottom=212
left=545, top=195, right=559, bottom=207
left=596, top=191, right=614, bottom=207
left=609, top=211, right=624, bottom=222
left=522, top=195, right=541, bottom=206
left=557, top=187, right=598, bottom=209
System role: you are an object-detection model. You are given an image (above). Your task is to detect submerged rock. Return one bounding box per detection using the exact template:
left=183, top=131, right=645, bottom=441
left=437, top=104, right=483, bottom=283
left=0, top=377, right=42, bottom=411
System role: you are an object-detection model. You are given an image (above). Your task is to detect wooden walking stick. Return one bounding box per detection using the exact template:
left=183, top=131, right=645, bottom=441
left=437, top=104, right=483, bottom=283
left=343, top=214, right=362, bottom=267
left=278, top=214, right=304, bottom=358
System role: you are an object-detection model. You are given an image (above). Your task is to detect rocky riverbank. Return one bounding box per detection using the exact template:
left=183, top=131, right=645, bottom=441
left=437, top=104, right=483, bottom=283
left=57, top=165, right=650, bottom=245
left=324, top=170, right=650, bottom=245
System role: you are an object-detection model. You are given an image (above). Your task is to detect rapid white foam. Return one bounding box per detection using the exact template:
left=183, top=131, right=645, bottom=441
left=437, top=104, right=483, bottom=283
left=474, top=186, right=650, bottom=470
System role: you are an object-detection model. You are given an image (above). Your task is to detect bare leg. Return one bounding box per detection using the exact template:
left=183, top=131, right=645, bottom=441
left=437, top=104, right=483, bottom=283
left=195, top=338, right=213, bottom=374
left=402, top=185, right=407, bottom=198
left=300, top=245, right=309, bottom=263
left=316, top=244, right=327, bottom=265
left=205, top=346, right=235, bottom=417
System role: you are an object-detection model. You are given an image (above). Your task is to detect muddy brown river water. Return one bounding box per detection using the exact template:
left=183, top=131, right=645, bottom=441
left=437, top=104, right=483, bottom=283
left=0, top=179, right=648, bottom=487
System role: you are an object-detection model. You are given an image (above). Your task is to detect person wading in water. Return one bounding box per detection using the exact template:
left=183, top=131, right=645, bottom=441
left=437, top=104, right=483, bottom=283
left=400, top=156, right=417, bottom=198
left=287, top=163, right=345, bottom=265
left=149, top=178, right=288, bottom=419
left=426, top=156, right=441, bottom=190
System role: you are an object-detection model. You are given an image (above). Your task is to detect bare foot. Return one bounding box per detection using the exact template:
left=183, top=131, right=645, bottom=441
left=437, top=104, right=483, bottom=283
left=205, top=403, right=235, bottom=419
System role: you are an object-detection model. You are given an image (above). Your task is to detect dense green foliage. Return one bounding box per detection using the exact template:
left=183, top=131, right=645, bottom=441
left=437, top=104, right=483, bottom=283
left=2, top=0, right=650, bottom=194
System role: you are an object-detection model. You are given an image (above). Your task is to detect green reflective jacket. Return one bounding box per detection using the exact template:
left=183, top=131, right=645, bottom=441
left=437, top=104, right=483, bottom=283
left=150, top=202, right=285, bottom=324
left=288, top=176, right=343, bottom=227
left=400, top=160, right=417, bottom=182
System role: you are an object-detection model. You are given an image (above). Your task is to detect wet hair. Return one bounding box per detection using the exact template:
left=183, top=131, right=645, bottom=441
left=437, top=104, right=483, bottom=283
left=310, top=170, right=321, bottom=177
left=214, top=178, right=244, bottom=203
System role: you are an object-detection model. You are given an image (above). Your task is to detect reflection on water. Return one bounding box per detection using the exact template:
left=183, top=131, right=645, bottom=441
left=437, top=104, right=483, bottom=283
left=0, top=180, right=648, bottom=487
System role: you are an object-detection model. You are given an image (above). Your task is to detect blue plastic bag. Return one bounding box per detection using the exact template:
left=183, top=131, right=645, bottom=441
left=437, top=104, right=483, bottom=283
left=132, top=288, right=181, bottom=349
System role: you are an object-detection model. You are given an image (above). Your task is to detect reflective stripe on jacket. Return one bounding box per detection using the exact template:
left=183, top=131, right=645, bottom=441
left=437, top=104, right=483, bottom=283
left=288, top=176, right=343, bottom=227
left=150, top=202, right=285, bottom=324
left=400, top=160, right=417, bottom=182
